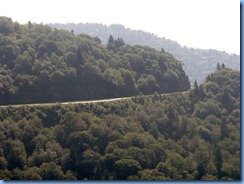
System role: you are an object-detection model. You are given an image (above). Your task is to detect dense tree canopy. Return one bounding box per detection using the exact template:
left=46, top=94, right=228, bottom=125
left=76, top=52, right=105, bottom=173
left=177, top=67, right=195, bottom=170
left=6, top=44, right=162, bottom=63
left=0, top=17, right=190, bottom=105
left=0, top=67, right=240, bottom=180
left=49, top=23, right=240, bottom=84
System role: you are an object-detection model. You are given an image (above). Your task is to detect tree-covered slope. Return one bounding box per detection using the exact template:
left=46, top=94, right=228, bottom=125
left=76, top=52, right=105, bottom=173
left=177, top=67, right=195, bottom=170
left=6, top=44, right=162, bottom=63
left=0, top=67, right=240, bottom=180
left=49, top=23, right=240, bottom=84
left=0, top=17, right=190, bottom=105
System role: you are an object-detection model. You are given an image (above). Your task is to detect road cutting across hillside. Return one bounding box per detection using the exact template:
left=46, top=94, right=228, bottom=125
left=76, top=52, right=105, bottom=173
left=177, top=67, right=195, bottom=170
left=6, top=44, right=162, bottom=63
left=0, top=90, right=191, bottom=108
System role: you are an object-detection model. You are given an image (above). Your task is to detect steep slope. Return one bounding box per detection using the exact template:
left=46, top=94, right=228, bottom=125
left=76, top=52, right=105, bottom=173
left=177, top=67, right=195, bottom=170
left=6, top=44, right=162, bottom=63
left=0, top=68, right=239, bottom=180
left=49, top=23, right=240, bottom=84
left=0, top=17, right=190, bottom=105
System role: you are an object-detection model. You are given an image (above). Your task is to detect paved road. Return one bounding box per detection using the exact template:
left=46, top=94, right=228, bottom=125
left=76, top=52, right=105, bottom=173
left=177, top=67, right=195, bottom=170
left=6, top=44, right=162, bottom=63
left=0, top=97, right=132, bottom=108
left=0, top=90, right=190, bottom=108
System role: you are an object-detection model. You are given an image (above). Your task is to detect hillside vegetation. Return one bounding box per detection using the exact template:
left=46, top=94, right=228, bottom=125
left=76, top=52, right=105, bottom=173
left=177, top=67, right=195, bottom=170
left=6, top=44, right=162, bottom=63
left=0, top=17, right=190, bottom=105
left=0, top=67, right=240, bottom=180
left=50, top=23, right=240, bottom=84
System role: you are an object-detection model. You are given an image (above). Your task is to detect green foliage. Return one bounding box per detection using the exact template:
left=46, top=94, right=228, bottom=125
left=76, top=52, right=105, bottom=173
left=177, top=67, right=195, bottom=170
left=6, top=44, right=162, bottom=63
left=6, top=139, right=27, bottom=169
left=49, top=22, right=240, bottom=84
left=114, top=159, right=142, bottom=179
left=0, top=17, right=190, bottom=105
left=0, top=67, right=239, bottom=180
left=0, top=18, right=240, bottom=181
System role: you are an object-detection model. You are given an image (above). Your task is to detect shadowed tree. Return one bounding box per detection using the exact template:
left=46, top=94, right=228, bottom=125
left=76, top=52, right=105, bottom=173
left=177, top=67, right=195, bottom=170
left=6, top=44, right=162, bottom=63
left=114, top=159, right=142, bottom=179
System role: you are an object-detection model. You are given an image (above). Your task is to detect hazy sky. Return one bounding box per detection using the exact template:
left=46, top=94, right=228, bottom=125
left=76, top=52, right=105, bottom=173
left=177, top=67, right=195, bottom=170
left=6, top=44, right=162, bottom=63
left=1, top=0, right=240, bottom=54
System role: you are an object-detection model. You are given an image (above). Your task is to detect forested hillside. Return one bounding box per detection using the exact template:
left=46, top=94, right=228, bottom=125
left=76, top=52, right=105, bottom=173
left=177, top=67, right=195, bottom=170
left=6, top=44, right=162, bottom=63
left=0, top=67, right=240, bottom=180
left=49, top=23, right=240, bottom=84
left=0, top=17, right=190, bottom=105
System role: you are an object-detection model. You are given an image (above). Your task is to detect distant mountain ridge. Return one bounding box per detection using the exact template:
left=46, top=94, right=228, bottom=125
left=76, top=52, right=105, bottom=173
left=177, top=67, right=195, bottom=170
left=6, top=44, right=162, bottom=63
left=0, top=17, right=190, bottom=105
left=49, top=23, right=240, bottom=84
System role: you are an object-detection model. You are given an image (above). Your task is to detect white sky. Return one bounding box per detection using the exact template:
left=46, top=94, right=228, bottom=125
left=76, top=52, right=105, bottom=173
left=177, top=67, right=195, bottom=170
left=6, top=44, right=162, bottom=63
left=1, top=0, right=240, bottom=54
